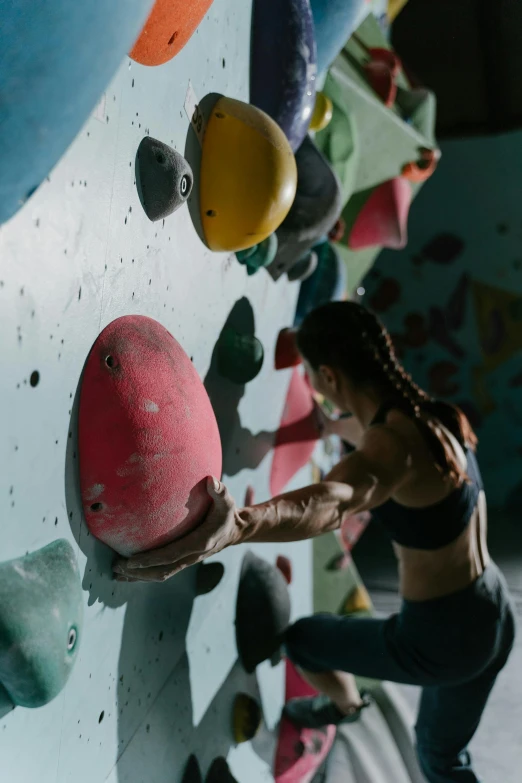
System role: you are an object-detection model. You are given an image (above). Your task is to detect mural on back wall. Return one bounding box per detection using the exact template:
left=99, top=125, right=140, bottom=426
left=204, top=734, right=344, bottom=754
left=360, top=131, right=522, bottom=508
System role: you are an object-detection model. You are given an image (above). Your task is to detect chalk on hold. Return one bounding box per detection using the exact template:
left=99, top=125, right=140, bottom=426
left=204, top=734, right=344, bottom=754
left=287, top=250, right=318, bottom=283
left=0, top=540, right=82, bottom=711
left=236, top=233, right=278, bottom=276
left=347, top=178, right=411, bottom=250
left=78, top=316, right=222, bottom=557
left=136, top=137, right=193, bottom=222
left=200, top=97, right=297, bottom=252
left=196, top=563, right=225, bottom=596
left=310, top=92, right=333, bottom=132
left=236, top=552, right=291, bottom=673
left=274, top=328, right=301, bottom=371
left=130, top=0, right=214, bottom=66
left=251, top=0, right=317, bottom=151
left=206, top=758, right=238, bottom=783
left=216, top=327, right=264, bottom=385
left=276, top=555, right=293, bottom=585
left=183, top=755, right=203, bottom=783
left=233, top=693, right=262, bottom=743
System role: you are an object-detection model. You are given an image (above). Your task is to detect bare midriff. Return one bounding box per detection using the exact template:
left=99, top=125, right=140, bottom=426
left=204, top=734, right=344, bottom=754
left=395, top=491, right=490, bottom=602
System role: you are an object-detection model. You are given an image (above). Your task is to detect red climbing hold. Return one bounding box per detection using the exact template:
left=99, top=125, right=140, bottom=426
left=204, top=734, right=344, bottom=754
left=275, top=328, right=301, bottom=371
left=270, top=369, right=320, bottom=497
left=274, top=660, right=335, bottom=782
left=78, top=316, right=222, bottom=557
left=276, top=555, right=293, bottom=585
left=364, top=59, right=398, bottom=107
left=349, top=178, right=411, bottom=251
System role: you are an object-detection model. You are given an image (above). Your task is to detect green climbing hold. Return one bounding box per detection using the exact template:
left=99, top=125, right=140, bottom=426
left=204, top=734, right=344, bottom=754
left=217, top=327, right=264, bottom=385
left=236, top=233, right=278, bottom=276
left=0, top=539, right=83, bottom=710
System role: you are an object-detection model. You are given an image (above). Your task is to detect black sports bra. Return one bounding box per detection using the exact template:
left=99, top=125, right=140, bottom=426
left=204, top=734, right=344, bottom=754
left=367, top=403, right=483, bottom=550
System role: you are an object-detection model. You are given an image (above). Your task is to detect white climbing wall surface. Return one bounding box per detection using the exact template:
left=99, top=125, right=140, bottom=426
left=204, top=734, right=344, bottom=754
left=0, top=1, right=313, bottom=780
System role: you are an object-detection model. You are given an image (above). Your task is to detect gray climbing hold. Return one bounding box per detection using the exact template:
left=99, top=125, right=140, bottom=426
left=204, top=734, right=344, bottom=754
left=287, top=249, right=318, bottom=282
left=136, top=136, right=193, bottom=222
left=0, top=539, right=83, bottom=710
left=235, top=552, right=291, bottom=673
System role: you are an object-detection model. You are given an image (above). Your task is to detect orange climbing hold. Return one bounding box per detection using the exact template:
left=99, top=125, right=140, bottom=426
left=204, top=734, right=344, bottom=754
left=130, top=0, right=213, bottom=66
left=402, top=147, right=440, bottom=183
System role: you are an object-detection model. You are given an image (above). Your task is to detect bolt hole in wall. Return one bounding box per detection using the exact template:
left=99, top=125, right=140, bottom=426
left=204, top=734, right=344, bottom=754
left=30, top=370, right=40, bottom=387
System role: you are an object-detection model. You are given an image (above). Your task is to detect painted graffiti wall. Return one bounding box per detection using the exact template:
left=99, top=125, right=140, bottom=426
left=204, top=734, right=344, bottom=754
left=362, top=130, right=522, bottom=509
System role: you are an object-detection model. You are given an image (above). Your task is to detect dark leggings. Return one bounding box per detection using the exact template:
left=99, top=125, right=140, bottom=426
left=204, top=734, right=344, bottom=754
left=285, top=563, right=516, bottom=783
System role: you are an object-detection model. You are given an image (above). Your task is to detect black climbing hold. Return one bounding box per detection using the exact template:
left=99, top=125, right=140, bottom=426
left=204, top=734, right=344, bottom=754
left=216, top=327, right=264, bottom=385
left=268, top=135, right=342, bottom=280
left=235, top=552, right=291, bottom=674
left=136, top=136, right=193, bottom=222
left=287, top=249, right=318, bottom=282
left=206, top=757, right=238, bottom=783
left=183, top=755, right=203, bottom=783
left=196, top=562, right=225, bottom=596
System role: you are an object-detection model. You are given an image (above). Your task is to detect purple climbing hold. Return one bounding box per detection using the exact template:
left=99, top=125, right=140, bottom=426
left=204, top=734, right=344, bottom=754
left=251, top=0, right=317, bottom=151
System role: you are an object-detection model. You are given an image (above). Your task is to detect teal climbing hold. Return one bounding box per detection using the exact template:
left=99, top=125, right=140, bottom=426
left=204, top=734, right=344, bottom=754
left=236, top=233, right=278, bottom=276
left=0, top=539, right=83, bottom=710
left=217, top=327, right=264, bottom=385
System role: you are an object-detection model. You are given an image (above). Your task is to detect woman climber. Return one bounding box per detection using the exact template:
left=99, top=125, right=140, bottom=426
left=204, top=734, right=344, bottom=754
left=114, top=301, right=516, bottom=783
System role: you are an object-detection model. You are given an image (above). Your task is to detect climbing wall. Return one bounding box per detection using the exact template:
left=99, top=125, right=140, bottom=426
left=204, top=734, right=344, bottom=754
left=360, top=129, right=522, bottom=509
left=0, top=1, right=313, bottom=780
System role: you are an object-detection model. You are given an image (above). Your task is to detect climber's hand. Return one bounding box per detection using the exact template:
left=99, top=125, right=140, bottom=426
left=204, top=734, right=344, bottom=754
left=112, top=478, right=240, bottom=582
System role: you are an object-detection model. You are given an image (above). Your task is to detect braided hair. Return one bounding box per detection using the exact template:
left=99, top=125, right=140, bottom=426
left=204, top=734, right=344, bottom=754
left=296, top=301, right=477, bottom=484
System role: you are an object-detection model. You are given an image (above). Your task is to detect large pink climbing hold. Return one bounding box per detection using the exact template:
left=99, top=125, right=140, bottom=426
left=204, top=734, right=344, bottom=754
left=274, top=660, right=335, bottom=783
left=270, top=368, right=320, bottom=497
left=78, top=316, right=222, bottom=557
left=349, top=178, right=411, bottom=250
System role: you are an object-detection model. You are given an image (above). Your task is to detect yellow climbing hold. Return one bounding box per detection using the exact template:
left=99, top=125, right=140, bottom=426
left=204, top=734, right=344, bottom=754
left=310, top=92, right=333, bottom=132
left=342, top=584, right=372, bottom=615
left=233, top=693, right=262, bottom=743
left=200, top=97, right=297, bottom=252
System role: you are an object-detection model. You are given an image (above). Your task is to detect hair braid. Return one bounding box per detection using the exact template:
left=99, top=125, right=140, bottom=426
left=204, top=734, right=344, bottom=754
left=296, top=301, right=478, bottom=483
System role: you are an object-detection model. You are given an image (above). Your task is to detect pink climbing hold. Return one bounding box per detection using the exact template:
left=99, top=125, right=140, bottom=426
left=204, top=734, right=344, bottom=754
left=274, top=660, right=335, bottom=783
left=349, top=177, right=411, bottom=250
left=243, top=485, right=255, bottom=507
left=78, top=316, right=222, bottom=557
left=270, top=368, right=320, bottom=497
